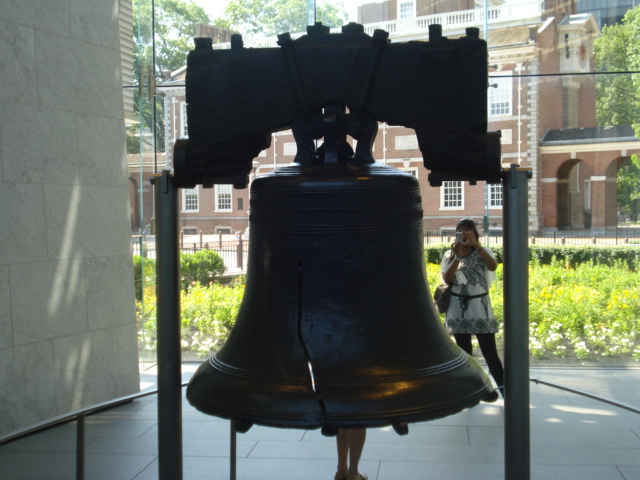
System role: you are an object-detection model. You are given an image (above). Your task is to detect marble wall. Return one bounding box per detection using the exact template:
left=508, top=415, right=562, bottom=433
left=0, top=0, right=139, bottom=436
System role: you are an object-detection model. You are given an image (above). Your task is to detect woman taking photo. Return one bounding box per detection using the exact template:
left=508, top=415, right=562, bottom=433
left=441, top=218, right=504, bottom=396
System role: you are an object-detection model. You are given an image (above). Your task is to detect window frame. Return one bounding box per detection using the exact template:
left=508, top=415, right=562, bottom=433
left=400, top=167, right=419, bottom=178
left=489, top=72, right=513, bottom=117
left=489, top=183, right=503, bottom=209
left=398, top=0, right=416, bottom=19
left=395, top=135, right=419, bottom=151
left=181, top=102, right=188, bottom=138
left=440, top=181, right=464, bottom=210
left=215, top=184, right=232, bottom=212
left=181, top=186, right=199, bottom=212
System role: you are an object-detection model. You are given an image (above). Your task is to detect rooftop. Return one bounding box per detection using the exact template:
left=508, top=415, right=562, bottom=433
left=541, top=125, right=640, bottom=145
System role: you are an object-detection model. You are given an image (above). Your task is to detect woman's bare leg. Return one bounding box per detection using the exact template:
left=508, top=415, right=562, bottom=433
left=336, top=429, right=350, bottom=476
left=346, top=428, right=366, bottom=477
left=336, top=428, right=367, bottom=478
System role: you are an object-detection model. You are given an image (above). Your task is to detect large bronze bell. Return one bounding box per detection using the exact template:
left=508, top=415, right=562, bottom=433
left=186, top=161, right=496, bottom=434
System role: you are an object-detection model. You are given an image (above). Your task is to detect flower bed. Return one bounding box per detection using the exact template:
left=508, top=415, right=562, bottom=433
left=138, top=258, right=639, bottom=365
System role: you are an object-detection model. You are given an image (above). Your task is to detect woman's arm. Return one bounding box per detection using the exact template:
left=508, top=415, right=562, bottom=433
left=476, top=245, right=497, bottom=271
left=463, top=233, right=498, bottom=271
left=442, top=255, right=460, bottom=284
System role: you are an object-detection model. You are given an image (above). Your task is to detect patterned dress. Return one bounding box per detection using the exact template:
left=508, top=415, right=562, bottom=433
left=441, top=247, right=498, bottom=334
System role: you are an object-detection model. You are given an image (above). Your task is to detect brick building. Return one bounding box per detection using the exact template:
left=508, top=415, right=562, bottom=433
left=130, top=0, right=640, bottom=236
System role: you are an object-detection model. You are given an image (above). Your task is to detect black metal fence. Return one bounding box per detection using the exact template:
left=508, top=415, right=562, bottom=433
left=132, top=228, right=640, bottom=273
left=425, top=228, right=640, bottom=247
left=131, top=234, right=250, bottom=272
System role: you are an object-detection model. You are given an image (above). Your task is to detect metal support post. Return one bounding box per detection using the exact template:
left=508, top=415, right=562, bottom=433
left=502, top=165, right=531, bottom=480
left=230, top=422, right=237, bottom=480
left=153, top=170, right=183, bottom=480
left=236, top=235, right=244, bottom=270
left=76, top=413, right=85, bottom=480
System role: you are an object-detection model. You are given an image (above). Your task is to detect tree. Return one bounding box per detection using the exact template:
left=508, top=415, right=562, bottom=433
left=136, top=0, right=211, bottom=75
left=130, top=0, right=212, bottom=153
left=594, top=6, right=640, bottom=222
left=617, top=155, right=640, bottom=223
left=216, top=0, right=348, bottom=38
left=594, top=5, right=640, bottom=137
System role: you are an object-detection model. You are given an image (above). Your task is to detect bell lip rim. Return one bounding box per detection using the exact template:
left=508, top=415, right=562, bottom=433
left=186, top=387, right=494, bottom=431
left=187, top=354, right=496, bottom=429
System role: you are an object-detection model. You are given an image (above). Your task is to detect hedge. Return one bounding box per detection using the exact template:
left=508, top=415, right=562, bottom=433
left=133, top=249, right=227, bottom=299
left=425, top=243, right=640, bottom=270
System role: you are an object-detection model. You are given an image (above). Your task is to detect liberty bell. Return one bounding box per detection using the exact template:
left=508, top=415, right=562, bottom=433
left=186, top=111, right=497, bottom=435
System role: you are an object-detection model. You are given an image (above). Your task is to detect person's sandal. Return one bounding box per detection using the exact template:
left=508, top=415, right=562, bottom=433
left=347, top=474, right=367, bottom=480
left=334, top=473, right=347, bottom=480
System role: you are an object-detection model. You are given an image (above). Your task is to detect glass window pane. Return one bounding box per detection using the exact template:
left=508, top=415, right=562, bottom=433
left=216, top=184, right=232, bottom=211
left=489, top=73, right=513, bottom=117
left=182, top=187, right=199, bottom=212
left=442, top=181, right=463, bottom=208
left=399, top=1, right=415, bottom=19
left=489, top=184, right=503, bottom=208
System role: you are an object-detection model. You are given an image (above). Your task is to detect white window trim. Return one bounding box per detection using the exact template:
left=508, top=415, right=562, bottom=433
left=215, top=184, right=232, bottom=212
left=399, top=166, right=419, bottom=178
left=488, top=72, right=513, bottom=118
left=440, top=181, right=464, bottom=210
left=395, top=135, right=419, bottom=150
left=399, top=0, right=416, bottom=19
left=181, top=186, right=199, bottom=212
left=181, top=102, right=189, bottom=138
left=283, top=142, right=297, bottom=156
left=489, top=184, right=503, bottom=209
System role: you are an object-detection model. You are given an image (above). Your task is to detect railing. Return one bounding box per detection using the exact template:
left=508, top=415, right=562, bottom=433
left=210, top=0, right=544, bottom=50
left=0, top=383, right=182, bottom=480
left=132, top=234, right=250, bottom=272
left=425, top=228, right=640, bottom=246
left=360, top=0, right=543, bottom=38
left=131, top=229, right=639, bottom=270
left=1, top=376, right=637, bottom=480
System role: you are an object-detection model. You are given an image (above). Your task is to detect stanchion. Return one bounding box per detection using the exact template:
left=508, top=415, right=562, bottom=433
left=153, top=171, right=183, bottom=480
left=76, top=413, right=85, bottom=480
left=230, top=422, right=237, bottom=480
left=502, top=165, right=531, bottom=480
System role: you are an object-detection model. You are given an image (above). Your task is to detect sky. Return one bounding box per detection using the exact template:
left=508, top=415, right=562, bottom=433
left=195, top=0, right=361, bottom=24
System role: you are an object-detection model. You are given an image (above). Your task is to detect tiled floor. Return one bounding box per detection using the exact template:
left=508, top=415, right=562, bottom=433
left=1, top=365, right=639, bottom=480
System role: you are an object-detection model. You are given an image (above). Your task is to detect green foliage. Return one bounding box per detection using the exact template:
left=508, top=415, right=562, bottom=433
left=130, top=0, right=213, bottom=153
left=526, top=260, right=639, bottom=361
left=137, top=249, right=640, bottom=362
left=137, top=278, right=244, bottom=356
left=423, top=242, right=452, bottom=264
left=617, top=155, right=640, bottom=220
left=594, top=5, right=640, bottom=136
left=426, top=261, right=640, bottom=363
left=217, top=0, right=348, bottom=37
left=180, top=250, right=227, bottom=290
left=574, top=4, right=640, bottom=227
left=180, top=282, right=245, bottom=354
left=135, top=0, right=212, bottom=74
left=133, top=250, right=226, bottom=299
left=525, top=244, right=640, bottom=270
left=133, top=255, right=156, bottom=301
left=424, top=243, right=640, bottom=270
